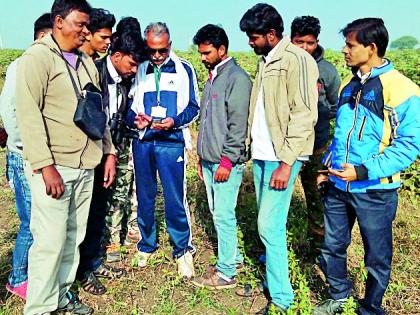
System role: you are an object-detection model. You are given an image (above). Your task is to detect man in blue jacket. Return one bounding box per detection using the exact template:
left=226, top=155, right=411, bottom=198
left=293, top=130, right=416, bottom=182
left=315, top=18, right=420, bottom=315
left=128, top=22, right=199, bottom=278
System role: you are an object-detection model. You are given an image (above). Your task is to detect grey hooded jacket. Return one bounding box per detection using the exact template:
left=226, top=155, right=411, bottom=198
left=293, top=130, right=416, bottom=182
left=197, top=58, right=252, bottom=164
left=312, top=45, right=341, bottom=149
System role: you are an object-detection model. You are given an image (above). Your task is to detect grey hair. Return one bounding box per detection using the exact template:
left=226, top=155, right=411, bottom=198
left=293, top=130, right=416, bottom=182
left=144, top=22, right=170, bottom=40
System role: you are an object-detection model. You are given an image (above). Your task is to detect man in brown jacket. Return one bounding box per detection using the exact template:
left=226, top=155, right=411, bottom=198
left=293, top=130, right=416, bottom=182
left=239, top=3, right=318, bottom=314
left=16, top=0, right=115, bottom=314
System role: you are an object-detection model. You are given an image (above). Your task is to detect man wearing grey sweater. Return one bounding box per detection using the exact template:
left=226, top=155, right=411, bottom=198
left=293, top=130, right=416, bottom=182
left=192, top=24, right=252, bottom=289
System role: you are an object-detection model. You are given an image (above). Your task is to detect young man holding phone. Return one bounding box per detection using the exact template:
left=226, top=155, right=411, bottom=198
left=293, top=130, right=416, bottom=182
left=315, top=18, right=420, bottom=315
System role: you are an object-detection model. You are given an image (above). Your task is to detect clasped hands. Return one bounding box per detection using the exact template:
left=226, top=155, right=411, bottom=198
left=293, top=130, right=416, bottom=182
left=134, top=113, right=174, bottom=131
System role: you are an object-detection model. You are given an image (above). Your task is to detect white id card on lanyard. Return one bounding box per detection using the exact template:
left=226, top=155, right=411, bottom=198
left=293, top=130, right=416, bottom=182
left=151, top=105, right=167, bottom=118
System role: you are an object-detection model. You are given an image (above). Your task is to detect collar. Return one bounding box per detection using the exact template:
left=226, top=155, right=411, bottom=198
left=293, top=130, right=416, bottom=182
left=356, top=59, right=390, bottom=81
left=312, top=45, right=324, bottom=63
left=150, top=56, right=171, bottom=69
left=263, top=40, right=281, bottom=64
left=260, top=36, right=292, bottom=67
left=106, top=55, right=122, bottom=84
left=210, top=56, right=233, bottom=82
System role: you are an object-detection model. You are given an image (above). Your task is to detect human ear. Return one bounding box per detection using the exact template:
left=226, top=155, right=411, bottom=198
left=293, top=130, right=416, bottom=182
left=55, top=15, right=63, bottom=30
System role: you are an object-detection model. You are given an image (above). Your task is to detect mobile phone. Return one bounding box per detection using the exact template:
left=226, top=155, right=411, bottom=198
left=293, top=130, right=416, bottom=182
left=317, top=170, right=329, bottom=174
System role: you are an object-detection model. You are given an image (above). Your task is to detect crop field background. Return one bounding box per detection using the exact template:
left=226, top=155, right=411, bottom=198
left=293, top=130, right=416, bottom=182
left=0, top=47, right=419, bottom=314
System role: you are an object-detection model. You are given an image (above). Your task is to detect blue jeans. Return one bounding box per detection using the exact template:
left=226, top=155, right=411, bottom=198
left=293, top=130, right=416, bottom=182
left=253, top=160, right=302, bottom=309
left=132, top=140, right=194, bottom=258
left=201, top=160, right=244, bottom=278
left=6, top=151, right=32, bottom=287
left=320, top=185, right=398, bottom=315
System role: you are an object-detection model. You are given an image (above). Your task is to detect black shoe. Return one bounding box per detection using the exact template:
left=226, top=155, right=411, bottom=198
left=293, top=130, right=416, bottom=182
left=257, top=302, right=287, bottom=315
left=314, top=298, right=345, bottom=315
left=57, top=291, right=93, bottom=314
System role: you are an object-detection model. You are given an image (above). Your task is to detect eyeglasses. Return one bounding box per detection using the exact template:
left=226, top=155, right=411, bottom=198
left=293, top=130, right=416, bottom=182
left=147, top=47, right=169, bottom=55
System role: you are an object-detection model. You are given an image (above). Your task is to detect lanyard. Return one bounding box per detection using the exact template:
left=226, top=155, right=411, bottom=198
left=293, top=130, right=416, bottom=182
left=153, top=65, right=162, bottom=104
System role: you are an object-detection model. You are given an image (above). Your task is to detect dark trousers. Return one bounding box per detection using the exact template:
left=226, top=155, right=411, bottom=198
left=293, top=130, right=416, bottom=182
left=77, top=164, right=108, bottom=279
left=320, top=185, right=398, bottom=315
left=132, top=139, right=194, bottom=258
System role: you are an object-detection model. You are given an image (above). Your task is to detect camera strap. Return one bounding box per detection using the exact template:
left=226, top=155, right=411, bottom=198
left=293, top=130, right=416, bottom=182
left=50, top=35, right=94, bottom=99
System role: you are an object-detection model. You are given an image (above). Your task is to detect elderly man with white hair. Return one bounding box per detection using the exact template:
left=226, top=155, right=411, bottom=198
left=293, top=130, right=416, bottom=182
left=127, top=22, right=200, bottom=278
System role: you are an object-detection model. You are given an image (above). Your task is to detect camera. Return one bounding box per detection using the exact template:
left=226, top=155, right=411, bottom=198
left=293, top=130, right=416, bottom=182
left=109, top=112, right=138, bottom=145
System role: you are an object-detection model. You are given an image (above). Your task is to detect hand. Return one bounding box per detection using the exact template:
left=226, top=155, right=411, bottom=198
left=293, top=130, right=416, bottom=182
left=214, top=165, right=231, bottom=182
left=152, top=117, right=174, bottom=131
left=41, top=165, right=65, bottom=199
left=270, top=162, right=292, bottom=190
left=197, top=160, right=203, bottom=181
left=0, top=128, right=7, bottom=148
left=103, top=154, right=117, bottom=188
left=328, top=163, right=357, bottom=182
left=134, top=113, right=152, bottom=129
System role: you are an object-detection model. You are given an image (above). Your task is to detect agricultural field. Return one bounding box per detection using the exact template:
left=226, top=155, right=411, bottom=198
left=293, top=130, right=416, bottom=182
left=0, top=48, right=419, bottom=314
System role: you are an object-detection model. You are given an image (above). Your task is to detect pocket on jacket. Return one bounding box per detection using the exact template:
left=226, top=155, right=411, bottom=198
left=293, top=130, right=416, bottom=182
left=263, top=68, right=286, bottom=78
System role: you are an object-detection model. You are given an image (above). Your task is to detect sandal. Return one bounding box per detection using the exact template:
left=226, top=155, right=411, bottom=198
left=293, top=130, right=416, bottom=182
left=93, top=263, right=127, bottom=279
left=80, top=272, right=107, bottom=295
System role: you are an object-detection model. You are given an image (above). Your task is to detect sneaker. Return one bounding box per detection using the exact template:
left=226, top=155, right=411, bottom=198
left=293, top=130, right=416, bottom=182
left=6, top=281, right=27, bottom=300
left=314, top=298, right=346, bottom=315
left=177, top=251, right=195, bottom=279
left=93, top=263, right=127, bottom=279
left=106, top=243, right=121, bottom=263
left=191, top=269, right=237, bottom=290
left=57, top=291, right=93, bottom=314
left=134, top=251, right=153, bottom=268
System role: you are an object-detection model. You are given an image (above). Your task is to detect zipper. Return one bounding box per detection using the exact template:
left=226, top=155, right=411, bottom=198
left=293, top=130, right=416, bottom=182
left=345, top=89, right=362, bottom=192
left=200, top=83, right=211, bottom=157
left=79, top=138, right=90, bottom=168
left=358, top=117, right=367, bottom=141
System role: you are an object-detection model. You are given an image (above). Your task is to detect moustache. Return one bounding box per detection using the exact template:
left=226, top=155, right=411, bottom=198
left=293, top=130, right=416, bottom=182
left=152, top=57, right=164, bottom=63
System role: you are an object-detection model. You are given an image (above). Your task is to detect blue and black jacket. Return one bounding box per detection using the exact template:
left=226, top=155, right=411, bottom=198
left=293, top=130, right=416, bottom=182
left=127, top=57, right=199, bottom=144
left=323, top=60, right=420, bottom=192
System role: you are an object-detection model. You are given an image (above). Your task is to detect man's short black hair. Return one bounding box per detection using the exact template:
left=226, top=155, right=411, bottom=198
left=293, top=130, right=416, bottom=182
left=109, top=31, right=145, bottom=63
left=239, top=3, right=283, bottom=37
left=34, top=13, right=52, bottom=40
left=116, top=17, right=141, bottom=35
left=193, top=24, right=229, bottom=51
left=341, top=18, right=389, bottom=57
left=87, top=8, right=115, bottom=34
left=291, top=16, right=320, bottom=39
left=51, top=0, right=91, bottom=23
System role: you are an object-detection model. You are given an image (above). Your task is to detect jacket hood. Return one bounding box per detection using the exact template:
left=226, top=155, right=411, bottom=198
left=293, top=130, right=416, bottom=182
left=312, top=45, right=324, bottom=63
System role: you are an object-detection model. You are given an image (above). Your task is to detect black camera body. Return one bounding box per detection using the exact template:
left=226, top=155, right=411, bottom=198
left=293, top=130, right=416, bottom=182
left=109, top=112, right=138, bottom=145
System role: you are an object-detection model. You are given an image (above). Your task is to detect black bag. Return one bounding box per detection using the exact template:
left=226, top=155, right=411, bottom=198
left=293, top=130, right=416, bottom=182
left=64, top=58, right=107, bottom=140
left=73, top=82, right=106, bottom=140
